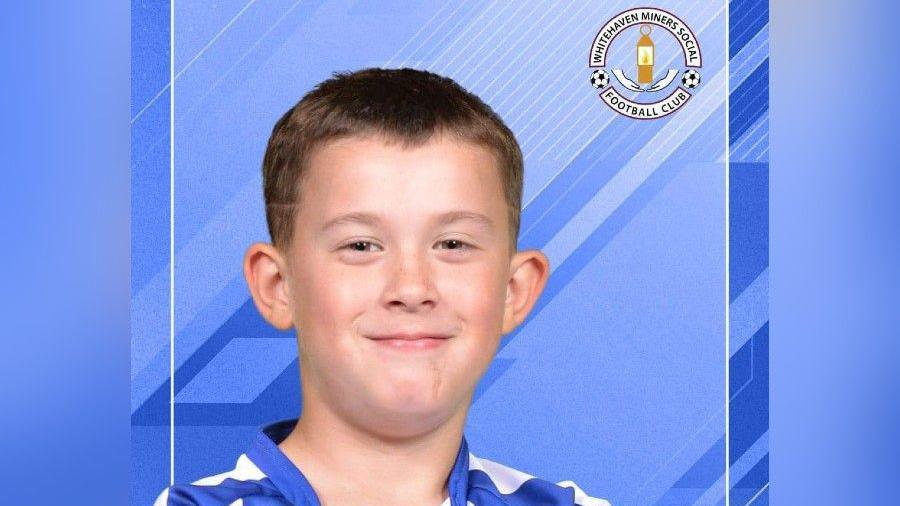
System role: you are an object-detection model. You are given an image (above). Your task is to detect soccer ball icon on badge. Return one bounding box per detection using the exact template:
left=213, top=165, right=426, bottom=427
left=590, top=69, right=609, bottom=89
left=681, top=69, right=701, bottom=89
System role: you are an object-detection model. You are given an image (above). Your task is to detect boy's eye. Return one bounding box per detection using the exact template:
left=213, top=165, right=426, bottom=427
left=341, top=241, right=382, bottom=252
left=436, top=239, right=472, bottom=251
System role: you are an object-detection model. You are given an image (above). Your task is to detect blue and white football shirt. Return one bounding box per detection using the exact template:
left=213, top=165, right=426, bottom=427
left=154, top=419, right=610, bottom=505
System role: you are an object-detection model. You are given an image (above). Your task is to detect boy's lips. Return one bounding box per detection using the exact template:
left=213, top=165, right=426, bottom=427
left=367, top=332, right=453, bottom=341
left=365, top=332, right=453, bottom=352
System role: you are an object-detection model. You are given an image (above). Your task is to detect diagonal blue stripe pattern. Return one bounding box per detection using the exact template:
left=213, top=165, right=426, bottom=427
left=729, top=162, right=769, bottom=301
left=729, top=0, right=768, bottom=59
left=131, top=0, right=262, bottom=125
left=693, top=432, right=768, bottom=505
left=733, top=455, right=768, bottom=505
left=176, top=338, right=297, bottom=403
left=502, top=119, right=727, bottom=355
left=730, top=267, right=768, bottom=355
left=729, top=58, right=768, bottom=145
left=630, top=9, right=770, bottom=503
left=726, top=5, right=769, bottom=505
left=730, top=111, right=767, bottom=162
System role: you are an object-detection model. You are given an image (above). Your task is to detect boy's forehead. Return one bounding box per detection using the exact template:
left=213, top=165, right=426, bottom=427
left=308, top=132, right=498, bottom=171
left=287, top=134, right=513, bottom=248
left=301, top=134, right=506, bottom=215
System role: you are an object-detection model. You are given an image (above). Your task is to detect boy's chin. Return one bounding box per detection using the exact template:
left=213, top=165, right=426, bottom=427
left=357, top=389, right=468, bottom=440
left=361, top=410, right=458, bottom=441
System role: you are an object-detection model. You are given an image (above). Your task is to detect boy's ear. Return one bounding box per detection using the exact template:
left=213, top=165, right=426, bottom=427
left=243, top=242, right=294, bottom=331
left=502, top=249, right=550, bottom=335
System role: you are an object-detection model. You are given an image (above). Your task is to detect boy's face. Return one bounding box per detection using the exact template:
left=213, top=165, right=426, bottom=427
left=246, top=133, right=548, bottom=438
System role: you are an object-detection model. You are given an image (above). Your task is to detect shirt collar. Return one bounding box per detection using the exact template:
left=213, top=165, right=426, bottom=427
left=245, top=418, right=471, bottom=506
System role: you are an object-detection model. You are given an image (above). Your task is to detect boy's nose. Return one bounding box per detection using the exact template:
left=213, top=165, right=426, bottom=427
left=382, top=250, right=437, bottom=312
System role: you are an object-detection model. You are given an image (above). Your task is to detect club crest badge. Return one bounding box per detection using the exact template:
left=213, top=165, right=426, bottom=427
left=589, top=7, right=702, bottom=120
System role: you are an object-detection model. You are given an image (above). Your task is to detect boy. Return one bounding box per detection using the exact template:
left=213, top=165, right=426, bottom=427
left=155, top=68, right=609, bottom=506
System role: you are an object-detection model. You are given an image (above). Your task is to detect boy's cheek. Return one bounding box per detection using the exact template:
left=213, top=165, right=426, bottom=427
left=444, top=275, right=507, bottom=335
left=447, top=260, right=508, bottom=299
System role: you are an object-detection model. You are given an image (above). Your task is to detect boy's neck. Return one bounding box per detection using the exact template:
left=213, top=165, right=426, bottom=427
left=278, top=398, right=469, bottom=506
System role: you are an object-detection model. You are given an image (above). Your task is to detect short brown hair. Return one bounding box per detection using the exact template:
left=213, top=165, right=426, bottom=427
left=262, top=67, right=523, bottom=254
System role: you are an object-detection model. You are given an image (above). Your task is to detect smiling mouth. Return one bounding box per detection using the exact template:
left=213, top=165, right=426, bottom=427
left=365, top=332, right=452, bottom=351
left=367, top=332, right=453, bottom=341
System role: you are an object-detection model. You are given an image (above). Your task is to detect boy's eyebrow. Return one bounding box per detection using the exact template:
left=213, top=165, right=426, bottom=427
left=435, top=210, right=495, bottom=232
left=319, top=210, right=495, bottom=233
left=320, top=212, right=381, bottom=232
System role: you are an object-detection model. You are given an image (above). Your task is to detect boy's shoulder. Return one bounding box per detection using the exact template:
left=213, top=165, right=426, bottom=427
left=152, top=454, right=287, bottom=506
left=466, top=452, right=611, bottom=506
left=153, top=421, right=610, bottom=505
left=154, top=451, right=610, bottom=506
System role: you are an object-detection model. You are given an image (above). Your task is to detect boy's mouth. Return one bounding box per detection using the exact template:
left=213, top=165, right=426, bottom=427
left=367, top=332, right=453, bottom=341
left=365, top=332, right=453, bottom=351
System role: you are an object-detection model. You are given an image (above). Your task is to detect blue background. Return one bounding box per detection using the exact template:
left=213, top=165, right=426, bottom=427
left=769, top=1, right=900, bottom=505
left=130, top=1, right=768, bottom=505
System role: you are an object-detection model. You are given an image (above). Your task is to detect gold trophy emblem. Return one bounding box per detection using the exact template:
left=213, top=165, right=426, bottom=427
left=636, top=25, right=654, bottom=84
